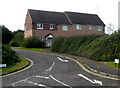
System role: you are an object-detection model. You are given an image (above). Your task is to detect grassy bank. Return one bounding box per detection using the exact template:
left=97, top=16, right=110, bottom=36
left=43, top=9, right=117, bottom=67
left=101, top=61, right=120, bottom=70
left=11, top=47, right=46, bottom=52
left=0, top=57, right=30, bottom=75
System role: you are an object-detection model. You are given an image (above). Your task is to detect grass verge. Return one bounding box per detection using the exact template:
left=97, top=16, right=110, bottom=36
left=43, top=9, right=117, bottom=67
left=11, top=47, right=46, bottom=52
left=101, top=61, right=120, bottom=70
left=0, top=57, right=30, bottom=75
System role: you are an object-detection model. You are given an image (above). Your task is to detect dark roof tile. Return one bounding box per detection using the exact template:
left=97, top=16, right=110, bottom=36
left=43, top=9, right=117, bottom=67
left=65, top=11, right=105, bottom=26
left=28, top=9, right=70, bottom=24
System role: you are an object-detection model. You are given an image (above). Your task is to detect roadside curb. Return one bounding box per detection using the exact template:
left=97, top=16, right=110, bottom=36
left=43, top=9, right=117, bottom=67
left=42, top=52, right=120, bottom=81
left=1, top=57, right=33, bottom=77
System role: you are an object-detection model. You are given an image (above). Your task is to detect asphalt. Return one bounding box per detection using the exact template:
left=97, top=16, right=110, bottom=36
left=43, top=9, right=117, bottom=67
left=2, top=49, right=120, bottom=87
left=43, top=49, right=120, bottom=77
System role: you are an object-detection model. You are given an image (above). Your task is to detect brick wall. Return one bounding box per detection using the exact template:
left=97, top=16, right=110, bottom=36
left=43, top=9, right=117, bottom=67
left=32, top=24, right=104, bottom=38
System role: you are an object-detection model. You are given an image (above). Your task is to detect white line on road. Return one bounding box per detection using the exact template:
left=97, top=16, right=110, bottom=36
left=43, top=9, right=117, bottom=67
left=46, top=62, right=55, bottom=72
left=78, top=74, right=102, bottom=86
left=12, top=75, right=35, bottom=86
left=25, top=80, right=49, bottom=87
left=50, top=75, right=72, bottom=88
left=35, top=75, right=50, bottom=79
left=57, top=57, right=68, bottom=62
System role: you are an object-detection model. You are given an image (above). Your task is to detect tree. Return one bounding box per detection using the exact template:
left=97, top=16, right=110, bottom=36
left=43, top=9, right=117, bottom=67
left=107, top=23, right=115, bottom=35
left=10, top=30, right=24, bottom=47
left=0, top=25, right=13, bottom=44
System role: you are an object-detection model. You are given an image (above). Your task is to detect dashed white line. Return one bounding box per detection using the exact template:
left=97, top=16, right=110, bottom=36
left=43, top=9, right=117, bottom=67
left=25, top=80, right=48, bottom=87
left=35, top=75, right=50, bottom=79
left=50, top=75, right=72, bottom=88
left=57, top=57, right=68, bottom=62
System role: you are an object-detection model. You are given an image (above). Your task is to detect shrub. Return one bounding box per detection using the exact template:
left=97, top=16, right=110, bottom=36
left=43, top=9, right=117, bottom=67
left=2, top=45, right=20, bottom=66
left=22, top=37, right=45, bottom=48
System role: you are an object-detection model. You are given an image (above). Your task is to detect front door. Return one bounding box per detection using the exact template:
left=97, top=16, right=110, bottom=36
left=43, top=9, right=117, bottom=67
left=45, top=34, right=54, bottom=47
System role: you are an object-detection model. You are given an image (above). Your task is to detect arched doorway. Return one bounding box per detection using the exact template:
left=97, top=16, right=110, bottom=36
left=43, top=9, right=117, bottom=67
left=45, top=34, right=54, bottom=47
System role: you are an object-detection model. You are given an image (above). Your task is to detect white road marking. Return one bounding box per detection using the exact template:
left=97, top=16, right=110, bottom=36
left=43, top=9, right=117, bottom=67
left=25, top=80, right=48, bottom=87
left=12, top=75, right=35, bottom=86
left=46, top=62, right=55, bottom=72
left=78, top=74, right=102, bottom=86
left=11, top=75, right=50, bottom=87
left=35, top=75, right=50, bottom=79
left=50, top=75, right=72, bottom=88
left=57, top=57, right=68, bottom=62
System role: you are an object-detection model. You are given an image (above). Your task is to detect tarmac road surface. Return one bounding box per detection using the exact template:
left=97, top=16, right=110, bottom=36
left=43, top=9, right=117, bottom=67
left=2, top=49, right=120, bottom=87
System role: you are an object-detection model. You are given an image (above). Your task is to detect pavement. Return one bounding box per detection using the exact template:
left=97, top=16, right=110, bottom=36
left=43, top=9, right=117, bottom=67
left=42, top=49, right=120, bottom=78
left=2, top=49, right=120, bottom=87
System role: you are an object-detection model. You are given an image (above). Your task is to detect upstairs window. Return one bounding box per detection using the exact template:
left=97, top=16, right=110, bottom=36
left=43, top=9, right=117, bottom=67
left=50, top=24, right=53, bottom=29
left=97, top=26, right=102, bottom=31
left=62, top=26, right=68, bottom=31
left=89, top=26, right=92, bottom=30
left=76, top=24, right=82, bottom=30
left=37, top=24, right=43, bottom=29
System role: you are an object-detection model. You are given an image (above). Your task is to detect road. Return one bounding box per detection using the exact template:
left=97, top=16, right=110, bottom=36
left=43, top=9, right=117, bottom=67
left=2, top=49, right=120, bottom=87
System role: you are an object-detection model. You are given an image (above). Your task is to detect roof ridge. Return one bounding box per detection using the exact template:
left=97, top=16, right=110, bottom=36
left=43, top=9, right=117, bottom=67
left=28, top=9, right=64, bottom=14
left=64, top=12, right=72, bottom=24
left=65, top=11, right=98, bottom=16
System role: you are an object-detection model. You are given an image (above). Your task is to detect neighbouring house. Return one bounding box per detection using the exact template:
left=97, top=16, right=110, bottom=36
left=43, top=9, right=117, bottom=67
left=24, top=9, right=105, bottom=47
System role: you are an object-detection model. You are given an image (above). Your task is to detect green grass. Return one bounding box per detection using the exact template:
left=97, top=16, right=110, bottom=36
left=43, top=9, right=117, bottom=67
left=0, top=57, right=30, bottom=75
left=101, top=61, right=120, bottom=70
left=11, top=47, right=46, bottom=52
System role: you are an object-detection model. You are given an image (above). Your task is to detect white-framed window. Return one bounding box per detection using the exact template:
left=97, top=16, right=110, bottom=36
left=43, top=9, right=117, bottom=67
left=62, top=25, right=68, bottom=31
left=50, top=24, right=53, bottom=29
left=89, top=26, right=92, bottom=30
left=37, top=24, right=43, bottom=29
left=97, top=26, right=102, bottom=31
left=76, top=24, right=82, bottom=30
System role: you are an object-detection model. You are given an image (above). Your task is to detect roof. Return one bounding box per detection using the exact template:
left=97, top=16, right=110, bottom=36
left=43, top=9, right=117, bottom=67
left=65, top=11, right=105, bottom=26
left=28, top=9, right=70, bottom=25
left=28, top=9, right=105, bottom=26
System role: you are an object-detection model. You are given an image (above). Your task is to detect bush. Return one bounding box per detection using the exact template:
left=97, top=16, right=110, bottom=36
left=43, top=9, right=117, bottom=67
left=22, top=37, right=45, bottom=48
left=10, top=40, right=19, bottom=47
left=51, top=32, right=120, bottom=61
left=2, top=45, right=20, bottom=66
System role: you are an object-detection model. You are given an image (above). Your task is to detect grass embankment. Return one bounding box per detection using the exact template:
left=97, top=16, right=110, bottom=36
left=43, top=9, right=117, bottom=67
left=0, top=57, right=30, bottom=75
left=101, top=62, right=120, bottom=70
left=11, top=47, right=46, bottom=52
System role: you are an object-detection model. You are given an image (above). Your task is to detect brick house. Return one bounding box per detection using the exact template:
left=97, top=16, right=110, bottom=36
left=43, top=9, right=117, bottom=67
left=24, top=9, right=105, bottom=47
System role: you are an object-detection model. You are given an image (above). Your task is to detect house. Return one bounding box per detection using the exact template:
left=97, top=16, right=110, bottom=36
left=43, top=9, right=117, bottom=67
left=24, top=9, right=105, bottom=47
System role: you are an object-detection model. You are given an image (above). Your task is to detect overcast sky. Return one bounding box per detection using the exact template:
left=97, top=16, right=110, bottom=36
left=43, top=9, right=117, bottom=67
left=0, top=0, right=119, bottom=33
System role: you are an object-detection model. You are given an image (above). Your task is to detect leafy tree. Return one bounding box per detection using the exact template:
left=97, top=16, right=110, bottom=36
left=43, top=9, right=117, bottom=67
left=0, top=25, right=13, bottom=44
left=10, top=30, right=24, bottom=47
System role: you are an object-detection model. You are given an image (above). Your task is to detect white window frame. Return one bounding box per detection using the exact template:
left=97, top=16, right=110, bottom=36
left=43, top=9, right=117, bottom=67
left=62, top=25, right=68, bottom=31
left=89, top=26, right=92, bottom=30
left=37, top=24, right=43, bottom=29
left=97, top=26, right=102, bottom=31
left=50, top=24, right=53, bottom=29
left=76, top=24, right=82, bottom=30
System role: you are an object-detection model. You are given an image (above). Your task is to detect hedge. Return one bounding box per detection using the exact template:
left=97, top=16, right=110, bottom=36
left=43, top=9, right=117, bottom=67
left=51, top=32, right=120, bottom=61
